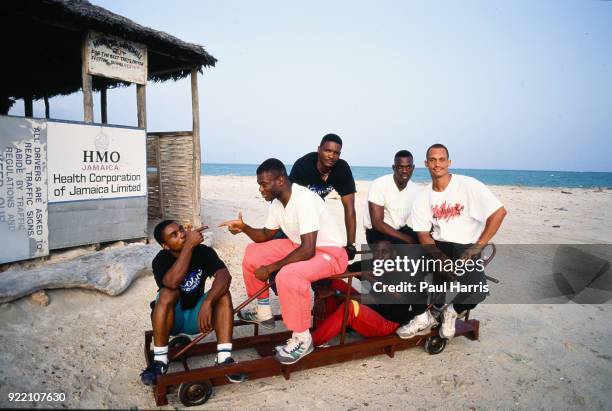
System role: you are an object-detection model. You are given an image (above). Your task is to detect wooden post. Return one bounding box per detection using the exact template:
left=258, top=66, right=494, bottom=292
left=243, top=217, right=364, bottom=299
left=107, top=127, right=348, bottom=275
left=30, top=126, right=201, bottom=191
left=137, top=84, right=146, bottom=128
left=81, top=33, right=94, bottom=122
left=24, top=96, right=33, bottom=118
left=155, top=135, right=164, bottom=218
left=43, top=96, right=50, bottom=119
left=100, top=82, right=107, bottom=124
left=190, top=68, right=201, bottom=226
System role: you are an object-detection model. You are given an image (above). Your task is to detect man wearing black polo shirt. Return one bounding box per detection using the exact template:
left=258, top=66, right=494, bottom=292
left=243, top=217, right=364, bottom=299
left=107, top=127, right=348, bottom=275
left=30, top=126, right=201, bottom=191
left=290, top=133, right=357, bottom=258
left=140, top=220, right=246, bottom=386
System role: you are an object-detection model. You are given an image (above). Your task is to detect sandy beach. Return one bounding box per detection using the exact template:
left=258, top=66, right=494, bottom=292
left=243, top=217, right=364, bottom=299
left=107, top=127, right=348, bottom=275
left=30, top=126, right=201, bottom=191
left=1, top=175, right=611, bottom=410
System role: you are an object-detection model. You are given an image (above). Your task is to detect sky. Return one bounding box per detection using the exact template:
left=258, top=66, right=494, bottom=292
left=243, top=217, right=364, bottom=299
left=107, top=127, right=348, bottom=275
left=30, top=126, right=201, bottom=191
left=10, top=0, right=612, bottom=172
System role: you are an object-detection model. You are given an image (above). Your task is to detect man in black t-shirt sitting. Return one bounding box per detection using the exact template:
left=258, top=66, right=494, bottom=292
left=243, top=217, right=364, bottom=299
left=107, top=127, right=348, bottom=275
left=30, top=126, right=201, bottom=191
left=290, top=133, right=358, bottom=259
left=140, top=220, right=246, bottom=386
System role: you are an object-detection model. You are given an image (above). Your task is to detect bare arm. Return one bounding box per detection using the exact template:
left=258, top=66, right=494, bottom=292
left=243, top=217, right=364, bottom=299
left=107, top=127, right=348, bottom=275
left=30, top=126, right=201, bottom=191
left=243, top=225, right=279, bottom=243
left=219, top=212, right=279, bottom=243
left=204, top=268, right=231, bottom=303
left=459, top=206, right=507, bottom=260
left=370, top=202, right=417, bottom=244
left=341, top=193, right=356, bottom=245
left=198, top=268, right=231, bottom=332
left=162, top=227, right=205, bottom=289
left=476, top=206, right=507, bottom=246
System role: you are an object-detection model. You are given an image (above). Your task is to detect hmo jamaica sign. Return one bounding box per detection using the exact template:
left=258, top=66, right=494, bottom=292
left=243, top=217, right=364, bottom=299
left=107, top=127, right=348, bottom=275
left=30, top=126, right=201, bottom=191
left=47, top=122, right=146, bottom=202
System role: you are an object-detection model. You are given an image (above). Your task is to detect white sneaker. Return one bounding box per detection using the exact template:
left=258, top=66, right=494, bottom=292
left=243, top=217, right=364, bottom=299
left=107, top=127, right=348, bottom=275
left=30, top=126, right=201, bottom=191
left=439, top=305, right=457, bottom=339
left=237, top=309, right=275, bottom=329
left=396, top=310, right=437, bottom=339
left=274, top=337, right=314, bottom=364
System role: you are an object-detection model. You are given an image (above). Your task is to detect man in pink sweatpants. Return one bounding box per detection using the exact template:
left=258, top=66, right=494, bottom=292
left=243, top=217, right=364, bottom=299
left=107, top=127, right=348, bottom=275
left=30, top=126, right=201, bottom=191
left=219, top=158, right=348, bottom=364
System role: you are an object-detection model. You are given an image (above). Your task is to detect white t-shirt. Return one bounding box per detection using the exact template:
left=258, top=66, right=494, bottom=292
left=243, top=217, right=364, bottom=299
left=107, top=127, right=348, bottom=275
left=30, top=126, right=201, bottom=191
left=363, top=174, right=422, bottom=230
left=265, top=183, right=345, bottom=247
left=411, top=174, right=503, bottom=244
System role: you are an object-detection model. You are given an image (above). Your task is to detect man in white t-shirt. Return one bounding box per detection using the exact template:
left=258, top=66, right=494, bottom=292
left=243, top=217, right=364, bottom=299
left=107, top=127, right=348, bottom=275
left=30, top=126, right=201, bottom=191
left=219, top=158, right=348, bottom=364
left=363, top=150, right=422, bottom=245
left=396, top=144, right=507, bottom=340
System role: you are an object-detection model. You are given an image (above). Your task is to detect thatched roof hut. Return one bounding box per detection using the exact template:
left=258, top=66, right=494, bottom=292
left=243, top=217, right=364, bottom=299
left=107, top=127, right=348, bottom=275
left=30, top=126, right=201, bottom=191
left=1, top=0, right=217, bottom=112
left=0, top=0, right=215, bottom=249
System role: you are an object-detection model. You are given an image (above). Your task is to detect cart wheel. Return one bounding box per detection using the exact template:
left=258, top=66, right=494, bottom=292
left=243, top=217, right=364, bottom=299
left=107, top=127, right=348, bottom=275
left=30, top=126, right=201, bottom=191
left=178, top=380, right=213, bottom=406
left=169, top=335, right=192, bottom=350
left=425, top=336, right=447, bottom=355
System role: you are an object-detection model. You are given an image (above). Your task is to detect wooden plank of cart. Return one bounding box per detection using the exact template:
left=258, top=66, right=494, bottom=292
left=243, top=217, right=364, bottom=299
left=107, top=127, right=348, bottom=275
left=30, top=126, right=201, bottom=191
left=144, top=245, right=497, bottom=407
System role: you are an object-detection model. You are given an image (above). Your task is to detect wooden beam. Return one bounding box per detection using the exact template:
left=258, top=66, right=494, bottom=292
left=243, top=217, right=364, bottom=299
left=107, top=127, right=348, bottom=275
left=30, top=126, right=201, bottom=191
left=100, top=82, right=107, bottom=124
left=136, top=84, right=147, bottom=129
left=43, top=96, right=50, bottom=119
left=190, top=69, right=201, bottom=226
left=81, top=33, right=94, bottom=123
left=24, top=96, right=33, bottom=118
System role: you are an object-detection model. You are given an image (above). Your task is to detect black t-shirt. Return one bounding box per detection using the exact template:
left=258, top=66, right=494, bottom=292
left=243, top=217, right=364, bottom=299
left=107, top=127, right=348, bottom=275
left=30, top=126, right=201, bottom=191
left=152, top=245, right=226, bottom=310
left=289, top=152, right=356, bottom=198
left=366, top=268, right=421, bottom=325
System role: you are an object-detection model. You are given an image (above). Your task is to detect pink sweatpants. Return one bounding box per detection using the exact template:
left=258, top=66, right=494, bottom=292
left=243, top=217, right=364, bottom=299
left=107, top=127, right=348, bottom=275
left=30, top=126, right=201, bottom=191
left=242, top=239, right=348, bottom=332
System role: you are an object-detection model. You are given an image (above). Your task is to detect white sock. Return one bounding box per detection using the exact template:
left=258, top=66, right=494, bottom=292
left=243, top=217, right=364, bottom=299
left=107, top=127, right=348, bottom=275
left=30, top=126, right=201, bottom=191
left=153, top=345, right=168, bottom=365
left=446, top=305, right=457, bottom=315
left=293, top=330, right=312, bottom=345
left=257, top=298, right=272, bottom=319
left=217, top=343, right=233, bottom=363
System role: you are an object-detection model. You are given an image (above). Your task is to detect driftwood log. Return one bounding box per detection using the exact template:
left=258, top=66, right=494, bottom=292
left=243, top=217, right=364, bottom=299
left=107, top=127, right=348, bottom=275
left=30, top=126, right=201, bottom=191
left=0, top=244, right=158, bottom=304
left=0, top=232, right=214, bottom=304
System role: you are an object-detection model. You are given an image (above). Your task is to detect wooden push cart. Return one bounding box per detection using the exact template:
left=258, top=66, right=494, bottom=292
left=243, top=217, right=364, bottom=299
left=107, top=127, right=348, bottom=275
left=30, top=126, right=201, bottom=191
left=144, top=245, right=497, bottom=407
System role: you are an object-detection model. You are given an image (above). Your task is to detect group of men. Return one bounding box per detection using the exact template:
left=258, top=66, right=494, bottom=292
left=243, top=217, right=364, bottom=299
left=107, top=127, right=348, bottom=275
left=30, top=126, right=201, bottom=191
left=141, top=134, right=507, bottom=386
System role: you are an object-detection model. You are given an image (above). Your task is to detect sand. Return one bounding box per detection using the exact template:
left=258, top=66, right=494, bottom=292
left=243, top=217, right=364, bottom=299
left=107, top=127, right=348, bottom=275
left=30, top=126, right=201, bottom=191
left=0, top=175, right=611, bottom=410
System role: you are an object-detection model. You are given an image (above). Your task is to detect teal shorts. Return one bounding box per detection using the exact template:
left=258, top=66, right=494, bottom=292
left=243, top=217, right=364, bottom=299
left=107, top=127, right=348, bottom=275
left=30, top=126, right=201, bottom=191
left=155, top=292, right=208, bottom=335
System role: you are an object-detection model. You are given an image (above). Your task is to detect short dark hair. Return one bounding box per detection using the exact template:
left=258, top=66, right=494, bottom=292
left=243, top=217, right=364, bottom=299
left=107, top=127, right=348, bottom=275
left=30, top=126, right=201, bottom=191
left=256, top=158, right=287, bottom=177
left=320, top=133, right=343, bottom=147
left=394, top=150, right=413, bottom=161
left=154, top=220, right=175, bottom=245
left=426, top=143, right=449, bottom=159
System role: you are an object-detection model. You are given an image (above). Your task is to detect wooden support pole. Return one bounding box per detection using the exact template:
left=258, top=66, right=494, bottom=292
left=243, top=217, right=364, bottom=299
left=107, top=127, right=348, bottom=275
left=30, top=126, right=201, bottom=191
left=190, top=68, right=201, bottom=226
left=155, top=135, right=164, bottom=218
left=136, top=84, right=146, bottom=129
left=44, top=96, right=50, bottom=119
left=81, top=33, right=94, bottom=123
left=24, top=96, right=33, bottom=118
left=100, top=82, right=107, bottom=124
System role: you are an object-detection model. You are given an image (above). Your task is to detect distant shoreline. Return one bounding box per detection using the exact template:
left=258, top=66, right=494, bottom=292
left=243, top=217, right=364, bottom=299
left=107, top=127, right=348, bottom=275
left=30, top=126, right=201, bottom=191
left=200, top=163, right=612, bottom=189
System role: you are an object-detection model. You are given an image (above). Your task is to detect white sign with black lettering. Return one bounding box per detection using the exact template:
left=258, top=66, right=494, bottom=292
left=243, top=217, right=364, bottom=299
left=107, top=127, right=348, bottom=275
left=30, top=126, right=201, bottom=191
left=47, top=122, right=146, bottom=203
left=86, top=31, right=148, bottom=85
left=0, top=116, right=49, bottom=263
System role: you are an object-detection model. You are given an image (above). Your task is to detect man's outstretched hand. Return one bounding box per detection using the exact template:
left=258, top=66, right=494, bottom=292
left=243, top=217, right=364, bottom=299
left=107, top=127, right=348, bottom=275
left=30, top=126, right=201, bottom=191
left=218, top=212, right=246, bottom=235
left=185, top=225, right=207, bottom=248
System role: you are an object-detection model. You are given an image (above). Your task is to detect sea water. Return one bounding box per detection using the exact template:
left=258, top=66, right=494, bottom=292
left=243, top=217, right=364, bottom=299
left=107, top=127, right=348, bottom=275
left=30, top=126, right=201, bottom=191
left=201, top=163, right=612, bottom=188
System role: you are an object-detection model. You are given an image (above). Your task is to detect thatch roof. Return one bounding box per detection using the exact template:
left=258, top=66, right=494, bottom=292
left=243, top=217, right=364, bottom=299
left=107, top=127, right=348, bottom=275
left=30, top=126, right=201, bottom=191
left=1, top=0, right=217, bottom=107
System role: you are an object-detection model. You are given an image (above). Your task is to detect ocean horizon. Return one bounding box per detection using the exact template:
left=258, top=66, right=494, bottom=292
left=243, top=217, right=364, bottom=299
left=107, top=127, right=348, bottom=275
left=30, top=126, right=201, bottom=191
left=201, top=163, right=612, bottom=189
